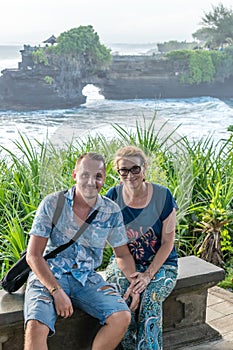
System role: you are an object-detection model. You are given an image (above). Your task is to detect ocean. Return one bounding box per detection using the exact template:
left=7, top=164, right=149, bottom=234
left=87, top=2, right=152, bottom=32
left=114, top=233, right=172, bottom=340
left=0, top=45, right=21, bottom=73
left=0, top=44, right=233, bottom=153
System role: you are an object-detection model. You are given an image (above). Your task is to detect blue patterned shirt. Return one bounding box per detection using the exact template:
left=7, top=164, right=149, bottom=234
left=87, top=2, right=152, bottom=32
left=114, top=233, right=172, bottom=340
left=28, top=186, right=128, bottom=285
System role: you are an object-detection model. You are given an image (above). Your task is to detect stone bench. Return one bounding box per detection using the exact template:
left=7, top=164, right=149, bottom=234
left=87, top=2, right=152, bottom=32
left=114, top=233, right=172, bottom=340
left=162, top=255, right=225, bottom=349
left=0, top=256, right=225, bottom=350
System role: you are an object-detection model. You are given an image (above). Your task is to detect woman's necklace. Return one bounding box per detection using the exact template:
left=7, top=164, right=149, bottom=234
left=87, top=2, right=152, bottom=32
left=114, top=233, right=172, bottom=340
left=123, top=183, right=151, bottom=208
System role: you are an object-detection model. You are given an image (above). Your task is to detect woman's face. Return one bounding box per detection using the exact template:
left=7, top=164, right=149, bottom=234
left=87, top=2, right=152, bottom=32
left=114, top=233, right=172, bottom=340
left=117, top=156, right=145, bottom=188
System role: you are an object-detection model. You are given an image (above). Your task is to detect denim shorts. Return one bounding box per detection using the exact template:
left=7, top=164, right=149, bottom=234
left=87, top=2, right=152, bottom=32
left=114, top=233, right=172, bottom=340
left=24, top=271, right=130, bottom=336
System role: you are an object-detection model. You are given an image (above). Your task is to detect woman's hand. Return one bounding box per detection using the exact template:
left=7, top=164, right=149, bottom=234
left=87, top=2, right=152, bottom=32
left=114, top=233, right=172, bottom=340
left=123, top=286, right=140, bottom=312
left=130, top=270, right=151, bottom=294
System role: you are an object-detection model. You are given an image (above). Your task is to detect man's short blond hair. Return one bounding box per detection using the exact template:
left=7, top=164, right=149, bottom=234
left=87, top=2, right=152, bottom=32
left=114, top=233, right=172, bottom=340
left=75, top=152, right=106, bottom=170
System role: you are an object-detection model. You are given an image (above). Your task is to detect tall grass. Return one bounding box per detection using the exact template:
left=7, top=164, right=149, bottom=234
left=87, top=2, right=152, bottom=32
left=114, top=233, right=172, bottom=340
left=0, top=115, right=233, bottom=281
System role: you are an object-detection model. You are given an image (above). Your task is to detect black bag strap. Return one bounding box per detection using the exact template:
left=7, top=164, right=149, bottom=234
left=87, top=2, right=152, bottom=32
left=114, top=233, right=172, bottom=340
left=52, top=190, right=67, bottom=229
left=44, top=203, right=99, bottom=261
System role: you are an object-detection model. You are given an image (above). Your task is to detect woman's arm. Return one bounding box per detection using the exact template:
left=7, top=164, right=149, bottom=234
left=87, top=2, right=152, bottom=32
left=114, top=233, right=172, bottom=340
left=130, top=208, right=177, bottom=294
left=147, top=208, right=176, bottom=276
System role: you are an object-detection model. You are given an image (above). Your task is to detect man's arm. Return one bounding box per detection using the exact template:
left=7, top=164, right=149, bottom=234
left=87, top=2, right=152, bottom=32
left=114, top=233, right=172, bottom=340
left=26, top=235, right=73, bottom=318
left=113, top=244, right=136, bottom=282
left=113, top=244, right=140, bottom=311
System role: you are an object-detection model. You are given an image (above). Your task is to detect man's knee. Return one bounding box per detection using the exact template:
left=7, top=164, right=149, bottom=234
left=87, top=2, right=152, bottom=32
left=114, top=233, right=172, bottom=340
left=25, top=319, right=49, bottom=338
left=107, top=310, right=131, bottom=329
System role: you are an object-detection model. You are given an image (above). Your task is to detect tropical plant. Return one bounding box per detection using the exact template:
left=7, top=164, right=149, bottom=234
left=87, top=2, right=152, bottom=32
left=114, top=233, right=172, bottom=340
left=193, top=182, right=233, bottom=266
left=112, top=114, right=182, bottom=154
left=192, top=3, right=233, bottom=48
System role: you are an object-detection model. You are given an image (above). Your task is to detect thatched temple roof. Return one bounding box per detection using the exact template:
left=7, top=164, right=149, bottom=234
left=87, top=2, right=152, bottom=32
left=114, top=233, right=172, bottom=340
left=43, top=35, right=56, bottom=45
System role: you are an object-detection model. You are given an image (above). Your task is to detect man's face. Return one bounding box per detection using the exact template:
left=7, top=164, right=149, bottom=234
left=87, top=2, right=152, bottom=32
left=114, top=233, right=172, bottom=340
left=72, top=157, right=106, bottom=202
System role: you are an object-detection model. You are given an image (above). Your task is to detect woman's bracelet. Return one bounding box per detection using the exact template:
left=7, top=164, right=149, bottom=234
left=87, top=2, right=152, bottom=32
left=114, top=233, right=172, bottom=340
left=146, top=269, right=152, bottom=279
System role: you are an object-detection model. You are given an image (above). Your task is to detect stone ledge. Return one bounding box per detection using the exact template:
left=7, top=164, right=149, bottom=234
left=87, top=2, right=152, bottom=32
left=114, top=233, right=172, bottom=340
left=175, top=256, right=225, bottom=290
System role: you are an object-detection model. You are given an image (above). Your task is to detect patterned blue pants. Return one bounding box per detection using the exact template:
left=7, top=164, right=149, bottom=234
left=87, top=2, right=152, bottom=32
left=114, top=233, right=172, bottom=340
left=106, top=260, right=178, bottom=350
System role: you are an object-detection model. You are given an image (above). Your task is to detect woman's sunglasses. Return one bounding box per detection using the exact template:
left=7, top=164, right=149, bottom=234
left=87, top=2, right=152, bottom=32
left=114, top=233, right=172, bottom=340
left=117, top=165, right=141, bottom=176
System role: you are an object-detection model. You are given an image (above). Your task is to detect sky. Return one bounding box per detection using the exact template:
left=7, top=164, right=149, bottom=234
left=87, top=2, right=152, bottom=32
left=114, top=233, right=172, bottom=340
left=1, top=0, right=233, bottom=46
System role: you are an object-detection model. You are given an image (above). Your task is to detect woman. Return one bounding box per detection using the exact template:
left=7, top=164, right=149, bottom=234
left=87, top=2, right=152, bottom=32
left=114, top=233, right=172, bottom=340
left=105, top=146, right=178, bottom=350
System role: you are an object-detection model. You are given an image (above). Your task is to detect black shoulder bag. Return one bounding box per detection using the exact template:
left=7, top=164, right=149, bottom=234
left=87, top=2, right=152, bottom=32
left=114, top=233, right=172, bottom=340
left=0, top=190, right=99, bottom=293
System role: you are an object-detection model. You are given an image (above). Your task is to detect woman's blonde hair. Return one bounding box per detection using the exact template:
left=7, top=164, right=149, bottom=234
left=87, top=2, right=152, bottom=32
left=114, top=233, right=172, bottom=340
left=114, top=146, right=147, bottom=168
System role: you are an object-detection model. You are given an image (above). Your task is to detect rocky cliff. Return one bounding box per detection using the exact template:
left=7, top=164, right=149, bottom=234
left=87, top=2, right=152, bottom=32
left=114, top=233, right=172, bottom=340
left=100, top=56, right=233, bottom=100
left=0, top=68, right=86, bottom=110
left=0, top=51, right=233, bottom=111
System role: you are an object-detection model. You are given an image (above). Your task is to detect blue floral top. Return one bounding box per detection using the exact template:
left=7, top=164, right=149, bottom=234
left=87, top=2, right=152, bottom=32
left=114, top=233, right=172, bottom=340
left=28, top=186, right=128, bottom=285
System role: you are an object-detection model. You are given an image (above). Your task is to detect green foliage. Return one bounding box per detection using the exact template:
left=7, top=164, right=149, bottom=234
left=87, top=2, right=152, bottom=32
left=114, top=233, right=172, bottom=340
left=165, top=49, right=191, bottom=71
left=112, top=114, right=182, bottom=155
left=44, top=76, right=54, bottom=85
left=218, top=254, right=233, bottom=291
left=0, top=135, right=47, bottom=275
left=97, top=245, right=113, bottom=271
left=218, top=271, right=233, bottom=291
left=166, top=48, right=233, bottom=84
left=193, top=3, right=233, bottom=48
left=213, top=46, right=233, bottom=81
left=188, top=51, right=215, bottom=84
left=166, top=50, right=216, bottom=84
left=193, top=183, right=233, bottom=265
left=32, top=47, right=49, bottom=66
left=178, top=135, right=233, bottom=266
left=48, top=25, right=111, bottom=74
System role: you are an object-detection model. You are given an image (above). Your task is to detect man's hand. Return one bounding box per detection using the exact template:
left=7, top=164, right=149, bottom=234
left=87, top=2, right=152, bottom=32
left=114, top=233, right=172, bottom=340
left=53, top=289, right=74, bottom=318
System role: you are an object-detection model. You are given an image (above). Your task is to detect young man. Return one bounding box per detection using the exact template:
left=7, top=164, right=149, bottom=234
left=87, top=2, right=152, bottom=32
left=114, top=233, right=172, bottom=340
left=24, top=152, right=139, bottom=350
